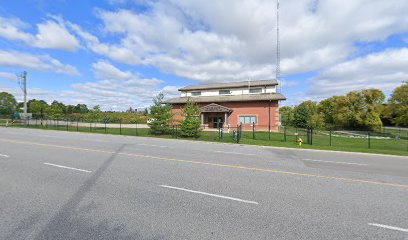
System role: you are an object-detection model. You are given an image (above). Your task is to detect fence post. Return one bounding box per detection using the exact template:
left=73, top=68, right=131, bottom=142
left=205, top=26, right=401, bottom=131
left=66, top=119, right=69, bottom=131
left=135, top=122, right=138, bottom=136
left=284, top=126, right=287, bottom=142
left=119, top=119, right=122, bottom=135
left=368, top=131, right=371, bottom=149
left=218, top=127, right=221, bottom=141
left=236, top=124, right=239, bottom=143
left=406, top=131, right=408, bottom=152
left=252, top=122, right=255, bottom=140
left=329, top=129, right=332, bottom=146
left=240, top=124, right=242, bottom=142
left=306, top=128, right=309, bottom=144
left=295, top=128, right=298, bottom=143
left=310, top=128, right=313, bottom=145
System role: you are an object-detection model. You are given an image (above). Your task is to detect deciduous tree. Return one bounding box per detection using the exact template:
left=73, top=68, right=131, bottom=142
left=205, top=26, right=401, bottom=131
left=279, top=106, right=294, bottom=127
left=0, top=92, right=17, bottom=116
left=293, top=101, right=318, bottom=128
left=28, top=99, right=48, bottom=118
left=387, top=82, right=408, bottom=126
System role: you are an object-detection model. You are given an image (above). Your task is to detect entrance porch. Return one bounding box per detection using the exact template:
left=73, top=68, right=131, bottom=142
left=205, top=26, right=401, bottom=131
left=200, top=103, right=232, bottom=129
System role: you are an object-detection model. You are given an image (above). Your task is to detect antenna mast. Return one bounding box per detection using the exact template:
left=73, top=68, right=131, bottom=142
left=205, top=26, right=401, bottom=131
left=276, top=0, right=281, bottom=93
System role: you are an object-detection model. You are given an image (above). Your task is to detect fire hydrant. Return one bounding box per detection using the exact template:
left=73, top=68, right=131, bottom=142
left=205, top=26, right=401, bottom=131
left=297, top=137, right=303, bottom=146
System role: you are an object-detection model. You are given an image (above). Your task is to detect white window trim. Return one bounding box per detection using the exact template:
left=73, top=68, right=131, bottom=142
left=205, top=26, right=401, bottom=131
left=249, top=87, right=263, bottom=94
left=219, top=89, right=231, bottom=95
left=191, top=91, right=201, bottom=96
left=239, top=116, right=257, bottom=125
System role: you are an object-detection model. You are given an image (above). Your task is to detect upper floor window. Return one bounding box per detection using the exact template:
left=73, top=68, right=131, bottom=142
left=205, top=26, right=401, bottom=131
left=219, top=90, right=231, bottom=95
left=249, top=87, right=262, bottom=94
left=191, top=91, right=201, bottom=96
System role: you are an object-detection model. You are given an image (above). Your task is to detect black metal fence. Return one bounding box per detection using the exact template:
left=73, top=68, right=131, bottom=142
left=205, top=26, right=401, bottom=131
left=4, top=118, right=408, bottom=154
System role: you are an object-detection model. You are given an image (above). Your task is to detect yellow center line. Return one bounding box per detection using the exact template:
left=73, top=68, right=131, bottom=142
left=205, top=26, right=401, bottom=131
left=1, top=138, right=408, bottom=189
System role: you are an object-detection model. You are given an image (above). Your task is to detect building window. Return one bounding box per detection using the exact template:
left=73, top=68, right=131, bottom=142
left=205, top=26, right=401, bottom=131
left=191, top=91, right=201, bottom=96
left=239, top=116, right=257, bottom=124
left=249, top=87, right=262, bottom=94
left=219, top=89, right=231, bottom=95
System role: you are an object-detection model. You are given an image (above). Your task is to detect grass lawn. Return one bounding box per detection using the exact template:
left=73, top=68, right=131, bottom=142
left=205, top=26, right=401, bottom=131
left=2, top=122, right=408, bottom=156
left=0, top=119, right=7, bottom=126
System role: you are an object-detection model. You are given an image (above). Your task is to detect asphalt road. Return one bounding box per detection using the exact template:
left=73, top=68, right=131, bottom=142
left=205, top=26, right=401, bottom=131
left=0, top=127, right=407, bottom=240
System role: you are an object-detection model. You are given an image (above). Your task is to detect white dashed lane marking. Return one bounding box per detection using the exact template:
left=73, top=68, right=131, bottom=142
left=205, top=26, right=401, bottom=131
left=368, top=223, right=408, bottom=233
left=160, top=185, right=259, bottom=205
left=43, top=163, right=92, bottom=173
left=303, top=158, right=368, bottom=166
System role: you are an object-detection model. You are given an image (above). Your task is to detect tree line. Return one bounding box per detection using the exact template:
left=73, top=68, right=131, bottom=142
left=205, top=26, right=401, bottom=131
left=0, top=93, right=149, bottom=123
left=280, top=82, right=408, bottom=131
left=0, top=91, right=201, bottom=137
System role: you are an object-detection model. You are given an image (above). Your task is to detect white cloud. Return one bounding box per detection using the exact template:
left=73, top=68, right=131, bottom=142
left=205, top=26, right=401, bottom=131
left=0, top=16, right=32, bottom=43
left=64, top=61, right=177, bottom=110
left=67, top=22, right=141, bottom=65
left=31, top=19, right=80, bottom=51
left=0, top=85, right=52, bottom=102
left=92, top=60, right=133, bottom=80
left=309, top=48, right=408, bottom=98
left=0, top=50, right=80, bottom=76
left=0, top=61, right=174, bottom=110
left=0, top=72, right=17, bottom=81
left=65, top=0, right=408, bottom=84
left=0, top=16, right=80, bottom=51
left=3, top=0, right=408, bottom=107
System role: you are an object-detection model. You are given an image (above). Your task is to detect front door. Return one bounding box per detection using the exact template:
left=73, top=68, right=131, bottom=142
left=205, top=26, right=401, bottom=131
left=212, top=117, right=223, bottom=128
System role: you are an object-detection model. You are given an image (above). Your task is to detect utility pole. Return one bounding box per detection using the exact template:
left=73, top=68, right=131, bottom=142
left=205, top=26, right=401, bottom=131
left=17, top=71, right=27, bottom=126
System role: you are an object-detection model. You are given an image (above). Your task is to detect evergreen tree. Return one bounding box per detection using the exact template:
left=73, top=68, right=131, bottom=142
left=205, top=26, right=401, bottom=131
left=179, top=101, right=201, bottom=137
left=148, top=93, right=173, bottom=135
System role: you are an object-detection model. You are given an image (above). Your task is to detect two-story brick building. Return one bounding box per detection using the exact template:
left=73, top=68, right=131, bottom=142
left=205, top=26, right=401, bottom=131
left=164, top=80, right=286, bottom=131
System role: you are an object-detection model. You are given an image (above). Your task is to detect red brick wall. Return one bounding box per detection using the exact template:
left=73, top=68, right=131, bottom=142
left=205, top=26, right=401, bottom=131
left=170, top=101, right=280, bottom=131
left=224, top=101, right=279, bottom=131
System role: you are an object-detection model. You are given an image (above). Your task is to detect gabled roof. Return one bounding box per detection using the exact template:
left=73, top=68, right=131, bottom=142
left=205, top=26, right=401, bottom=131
left=200, top=103, right=232, bottom=113
left=164, top=93, right=286, bottom=104
left=179, top=79, right=278, bottom=91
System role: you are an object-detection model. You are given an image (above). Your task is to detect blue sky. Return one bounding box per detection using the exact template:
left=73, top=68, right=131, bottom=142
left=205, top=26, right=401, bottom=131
left=0, top=0, right=407, bottom=110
